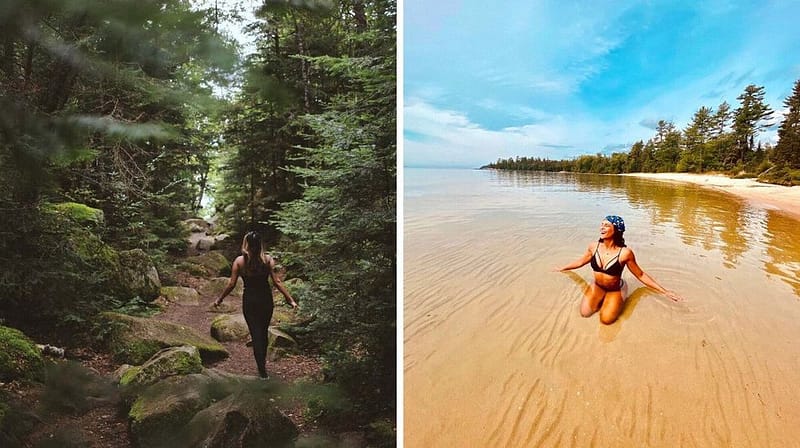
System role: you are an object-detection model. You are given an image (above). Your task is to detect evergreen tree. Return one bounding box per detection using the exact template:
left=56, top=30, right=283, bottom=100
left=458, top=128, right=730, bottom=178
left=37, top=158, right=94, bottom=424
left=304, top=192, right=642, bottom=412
left=732, top=84, right=773, bottom=165
left=775, top=78, right=800, bottom=168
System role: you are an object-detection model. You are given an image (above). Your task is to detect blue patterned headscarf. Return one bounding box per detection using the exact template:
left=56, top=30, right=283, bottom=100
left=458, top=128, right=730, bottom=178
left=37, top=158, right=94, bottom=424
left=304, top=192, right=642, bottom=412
left=605, top=215, right=625, bottom=233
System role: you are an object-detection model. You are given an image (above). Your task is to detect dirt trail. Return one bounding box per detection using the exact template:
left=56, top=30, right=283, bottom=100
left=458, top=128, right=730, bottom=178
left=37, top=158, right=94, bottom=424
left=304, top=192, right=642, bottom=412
left=11, top=267, right=321, bottom=448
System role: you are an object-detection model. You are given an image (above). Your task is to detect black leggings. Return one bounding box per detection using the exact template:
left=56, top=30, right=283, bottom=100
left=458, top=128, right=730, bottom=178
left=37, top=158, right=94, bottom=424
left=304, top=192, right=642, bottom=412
left=242, top=294, right=274, bottom=376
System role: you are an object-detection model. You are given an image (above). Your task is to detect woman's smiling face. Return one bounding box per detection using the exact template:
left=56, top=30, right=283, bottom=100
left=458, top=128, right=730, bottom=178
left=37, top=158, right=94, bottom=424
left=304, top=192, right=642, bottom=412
left=600, top=220, right=615, bottom=239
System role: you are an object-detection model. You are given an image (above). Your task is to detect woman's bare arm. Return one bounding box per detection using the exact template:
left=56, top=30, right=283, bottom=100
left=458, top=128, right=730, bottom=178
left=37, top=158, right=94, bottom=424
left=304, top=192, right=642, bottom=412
left=269, top=258, right=298, bottom=308
left=214, top=256, right=242, bottom=306
left=624, top=249, right=683, bottom=302
left=555, top=244, right=594, bottom=271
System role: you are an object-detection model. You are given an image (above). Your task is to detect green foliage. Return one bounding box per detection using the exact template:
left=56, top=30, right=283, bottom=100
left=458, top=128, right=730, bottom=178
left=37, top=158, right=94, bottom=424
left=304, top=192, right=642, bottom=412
left=0, top=204, right=128, bottom=332
left=205, top=1, right=397, bottom=426
left=759, top=165, right=800, bottom=186
left=774, top=79, right=800, bottom=169
left=489, top=80, right=800, bottom=185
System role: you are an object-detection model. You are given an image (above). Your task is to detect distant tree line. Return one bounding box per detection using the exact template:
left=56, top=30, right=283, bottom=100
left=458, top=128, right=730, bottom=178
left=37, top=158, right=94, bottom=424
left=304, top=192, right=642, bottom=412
left=486, top=81, right=800, bottom=186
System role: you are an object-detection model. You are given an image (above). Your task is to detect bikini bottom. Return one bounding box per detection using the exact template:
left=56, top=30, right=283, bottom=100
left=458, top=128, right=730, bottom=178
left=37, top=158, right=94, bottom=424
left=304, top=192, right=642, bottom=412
left=595, top=279, right=623, bottom=292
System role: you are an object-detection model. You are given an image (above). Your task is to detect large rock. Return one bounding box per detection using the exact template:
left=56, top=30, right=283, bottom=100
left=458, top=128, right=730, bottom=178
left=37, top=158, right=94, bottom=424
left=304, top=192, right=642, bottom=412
left=99, top=312, right=228, bottom=365
left=160, top=286, right=200, bottom=306
left=183, top=218, right=210, bottom=234
left=185, top=251, right=230, bottom=276
left=129, top=372, right=222, bottom=448
left=196, top=236, right=216, bottom=251
left=128, top=369, right=298, bottom=448
left=120, top=346, right=203, bottom=387
left=119, top=249, right=162, bottom=300
left=49, top=202, right=105, bottom=228
left=210, top=315, right=249, bottom=342
left=268, top=327, right=297, bottom=360
left=182, top=390, right=298, bottom=447
left=200, top=277, right=243, bottom=298
left=0, top=326, right=44, bottom=381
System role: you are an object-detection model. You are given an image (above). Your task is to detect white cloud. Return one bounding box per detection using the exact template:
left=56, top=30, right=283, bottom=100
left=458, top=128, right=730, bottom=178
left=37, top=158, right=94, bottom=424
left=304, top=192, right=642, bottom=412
left=404, top=98, right=653, bottom=167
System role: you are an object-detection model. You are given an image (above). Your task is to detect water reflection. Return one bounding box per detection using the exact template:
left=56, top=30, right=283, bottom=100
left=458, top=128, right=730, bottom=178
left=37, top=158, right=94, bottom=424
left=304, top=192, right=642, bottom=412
left=764, top=210, right=800, bottom=296
left=482, top=169, right=800, bottom=296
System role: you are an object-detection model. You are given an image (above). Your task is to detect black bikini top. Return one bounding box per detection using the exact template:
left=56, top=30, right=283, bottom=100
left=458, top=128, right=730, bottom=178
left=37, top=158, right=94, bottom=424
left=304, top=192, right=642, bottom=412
left=590, top=242, right=624, bottom=276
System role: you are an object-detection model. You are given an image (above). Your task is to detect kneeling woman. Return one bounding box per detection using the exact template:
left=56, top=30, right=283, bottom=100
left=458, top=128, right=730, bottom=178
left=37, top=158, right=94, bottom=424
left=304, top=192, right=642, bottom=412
left=556, top=215, right=682, bottom=324
left=214, top=231, right=298, bottom=378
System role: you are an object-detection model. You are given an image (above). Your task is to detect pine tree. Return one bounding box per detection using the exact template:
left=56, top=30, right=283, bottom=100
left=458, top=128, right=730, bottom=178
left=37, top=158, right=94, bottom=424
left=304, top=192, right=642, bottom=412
left=774, top=79, right=800, bottom=168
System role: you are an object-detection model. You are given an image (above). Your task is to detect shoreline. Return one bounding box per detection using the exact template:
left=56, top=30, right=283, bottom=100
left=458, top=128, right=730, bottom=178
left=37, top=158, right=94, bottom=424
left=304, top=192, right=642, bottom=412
left=622, top=172, right=800, bottom=219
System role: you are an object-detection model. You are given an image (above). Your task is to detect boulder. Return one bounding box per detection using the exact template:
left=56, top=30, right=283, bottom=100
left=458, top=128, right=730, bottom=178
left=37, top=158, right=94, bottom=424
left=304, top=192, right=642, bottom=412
left=200, top=277, right=243, bottom=298
left=210, top=315, right=249, bottom=342
left=129, top=372, right=222, bottom=448
left=185, top=251, right=230, bottom=276
left=128, top=369, right=298, bottom=448
left=196, top=236, right=216, bottom=251
left=160, top=286, right=200, bottom=306
left=183, top=218, right=210, bottom=234
left=182, top=390, right=298, bottom=448
left=267, top=327, right=297, bottom=360
left=0, top=326, right=44, bottom=381
left=208, top=302, right=238, bottom=314
left=118, top=249, right=162, bottom=300
left=99, top=312, right=228, bottom=365
left=212, top=233, right=230, bottom=248
left=119, top=346, right=203, bottom=387
left=271, top=306, right=298, bottom=326
left=49, top=202, right=104, bottom=228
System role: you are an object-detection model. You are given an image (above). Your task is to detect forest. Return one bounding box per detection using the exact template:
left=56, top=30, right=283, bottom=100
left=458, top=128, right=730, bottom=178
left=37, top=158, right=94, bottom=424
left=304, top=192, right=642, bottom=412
left=486, top=81, right=800, bottom=186
left=0, top=0, right=395, bottom=446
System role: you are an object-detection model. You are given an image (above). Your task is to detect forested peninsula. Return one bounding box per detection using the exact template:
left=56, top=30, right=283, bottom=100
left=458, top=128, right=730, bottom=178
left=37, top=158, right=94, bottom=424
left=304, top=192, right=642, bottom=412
left=0, top=1, right=395, bottom=447
left=485, top=81, right=800, bottom=186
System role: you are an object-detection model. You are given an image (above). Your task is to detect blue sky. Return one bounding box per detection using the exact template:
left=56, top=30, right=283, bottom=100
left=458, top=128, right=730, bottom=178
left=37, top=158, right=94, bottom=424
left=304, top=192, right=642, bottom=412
left=404, top=0, right=800, bottom=168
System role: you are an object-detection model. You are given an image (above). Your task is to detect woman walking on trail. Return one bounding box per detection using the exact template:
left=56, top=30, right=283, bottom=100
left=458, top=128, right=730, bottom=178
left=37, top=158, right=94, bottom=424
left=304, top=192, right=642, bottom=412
left=555, top=215, right=683, bottom=325
left=214, top=231, right=298, bottom=378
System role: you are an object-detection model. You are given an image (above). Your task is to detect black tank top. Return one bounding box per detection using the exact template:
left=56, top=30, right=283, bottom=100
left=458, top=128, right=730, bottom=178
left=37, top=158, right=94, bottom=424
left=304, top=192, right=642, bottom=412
left=590, top=242, right=624, bottom=276
left=241, top=258, right=271, bottom=299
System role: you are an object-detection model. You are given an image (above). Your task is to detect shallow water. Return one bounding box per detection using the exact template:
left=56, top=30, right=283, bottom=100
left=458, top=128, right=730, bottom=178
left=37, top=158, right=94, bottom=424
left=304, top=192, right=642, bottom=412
left=404, top=168, right=800, bottom=447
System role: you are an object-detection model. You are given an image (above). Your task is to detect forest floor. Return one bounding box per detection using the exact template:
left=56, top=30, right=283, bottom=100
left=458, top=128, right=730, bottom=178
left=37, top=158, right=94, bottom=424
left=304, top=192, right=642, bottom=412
left=4, top=257, right=326, bottom=448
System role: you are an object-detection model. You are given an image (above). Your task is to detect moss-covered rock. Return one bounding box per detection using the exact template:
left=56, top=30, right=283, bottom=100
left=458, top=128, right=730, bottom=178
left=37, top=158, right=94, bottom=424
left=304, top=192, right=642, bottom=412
left=128, top=369, right=289, bottom=447
left=182, top=390, right=298, bottom=447
left=99, top=312, right=227, bottom=365
left=185, top=251, right=230, bottom=276
left=160, top=286, right=201, bottom=306
left=0, top=326, right=44, bottom=381
left=271, top=306, right=299, bottom=326
left=210, top=315, right=250, bottom=342
left=199, top=277, right=243, bottom=298
left=268, top=327, right=297, bottom=361
left=119, top=346, right=203, bottom=387
left=49, top=202, right=105, bottom=228
left=128, top=372, right=222, bottom=448
left=119, top=249, right=161, bottom=300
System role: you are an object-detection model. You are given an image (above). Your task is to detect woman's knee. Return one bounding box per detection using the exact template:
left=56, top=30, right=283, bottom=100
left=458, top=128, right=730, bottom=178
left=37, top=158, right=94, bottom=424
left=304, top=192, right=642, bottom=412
left=599, top=313, right=619, bottom=325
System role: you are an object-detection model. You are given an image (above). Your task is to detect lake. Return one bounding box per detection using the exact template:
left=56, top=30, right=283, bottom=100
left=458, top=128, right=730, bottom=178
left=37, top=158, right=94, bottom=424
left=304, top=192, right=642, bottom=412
left=404, top=168, right=800, bottom=447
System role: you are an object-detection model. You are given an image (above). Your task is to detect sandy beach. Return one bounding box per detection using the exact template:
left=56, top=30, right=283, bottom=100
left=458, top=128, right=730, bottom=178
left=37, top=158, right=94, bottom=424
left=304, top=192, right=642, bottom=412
left=624, top=172, right=800, bottom=219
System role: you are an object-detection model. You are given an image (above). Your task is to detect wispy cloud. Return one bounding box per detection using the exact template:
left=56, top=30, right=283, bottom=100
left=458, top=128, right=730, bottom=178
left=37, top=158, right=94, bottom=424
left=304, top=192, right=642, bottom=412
left=405, top=0, right=800, bottom=166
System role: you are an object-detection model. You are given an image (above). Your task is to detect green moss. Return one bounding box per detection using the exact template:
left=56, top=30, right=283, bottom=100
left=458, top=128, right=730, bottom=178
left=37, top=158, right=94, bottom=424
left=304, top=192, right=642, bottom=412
left=120, top=346, right=202, bottom=387
left=49, top=202, right=104, bottom=227
left=176, top=261, right=209, bottom=277
left=119, top=366, right=142, bottom=386
left=99, top=312, right=227, bottom=365
left=185, top=251, right=230, bottom=275
left=0, top=326, right=44, bottom=381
